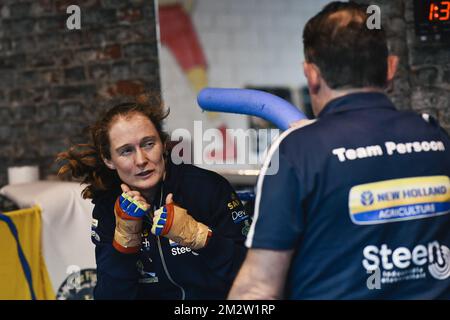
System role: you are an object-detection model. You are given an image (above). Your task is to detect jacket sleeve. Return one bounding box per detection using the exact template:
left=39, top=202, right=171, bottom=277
left=196, top=175, right=251, bottom=283
left=91, top=198, right=141, bottom=300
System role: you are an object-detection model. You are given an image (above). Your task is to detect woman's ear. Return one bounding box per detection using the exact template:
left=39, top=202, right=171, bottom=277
left=103, top=157, right=116, bottom=170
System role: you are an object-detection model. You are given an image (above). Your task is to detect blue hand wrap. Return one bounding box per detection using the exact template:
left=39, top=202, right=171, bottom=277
left=119, top=193, right=149, bottom=218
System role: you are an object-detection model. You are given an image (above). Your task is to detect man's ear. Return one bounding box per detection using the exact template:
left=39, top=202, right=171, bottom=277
left=103, top=157, right=116, bottom=170
left=387, top=55, right=399, bottom=83
left=303, top=62, right=321, bottom=94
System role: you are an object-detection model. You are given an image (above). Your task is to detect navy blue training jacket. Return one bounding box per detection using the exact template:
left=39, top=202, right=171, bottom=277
left=248, top=92, right=450, bottom=299
left=91, top=157, right=251, bottom=299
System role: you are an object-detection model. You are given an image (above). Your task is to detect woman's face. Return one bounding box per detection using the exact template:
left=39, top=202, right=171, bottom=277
left=103, top=112, right=165, bottom=194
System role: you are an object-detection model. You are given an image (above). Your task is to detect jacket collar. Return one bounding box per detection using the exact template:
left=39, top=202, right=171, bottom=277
left=318, top=92, right=396, bottom=118
left=157, top=155, right=183, bottom=205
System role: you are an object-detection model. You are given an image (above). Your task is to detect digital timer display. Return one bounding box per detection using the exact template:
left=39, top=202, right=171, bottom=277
left=414, top=0, right=450, bottom=41
left=428, top=1, right=450, bottom=21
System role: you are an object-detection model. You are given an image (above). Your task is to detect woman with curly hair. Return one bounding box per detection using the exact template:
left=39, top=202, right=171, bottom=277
left=58, top=94, right=250, bottom=299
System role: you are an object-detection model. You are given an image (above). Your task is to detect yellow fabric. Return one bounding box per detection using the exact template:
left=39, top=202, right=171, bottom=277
left=186, top=66, right=220, bottom=120
left=186, top=66, right=208, bottom=93
left=0, top=206, right=55, bottom=300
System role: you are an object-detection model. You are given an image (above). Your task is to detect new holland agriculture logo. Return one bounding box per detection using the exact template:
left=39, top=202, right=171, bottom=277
left=349, top=176, right=450, bottom=225
left=360, top=191, right=374, bottom=206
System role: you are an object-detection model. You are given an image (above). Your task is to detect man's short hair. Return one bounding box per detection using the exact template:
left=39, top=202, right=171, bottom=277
left=303, top=1, right=388, bottom=89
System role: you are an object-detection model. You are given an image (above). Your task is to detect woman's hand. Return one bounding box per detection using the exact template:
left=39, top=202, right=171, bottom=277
left=151, top=193, right=211, bottom=250
left=112, top=184, right=151, bottom=254
left=120, top=184, right=150, bottom=212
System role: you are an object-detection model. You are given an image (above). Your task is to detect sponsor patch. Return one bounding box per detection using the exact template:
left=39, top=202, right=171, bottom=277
left=241, top=220, right=251, bottom=236
left=91, top=230, right=100, bottom=242
left=141, top=237, right=151, bottom=251
left=168, top=239, right=199, bottom=256
left=362, top=241, right=450, bottom=285
left=139, top=276, right=159, bottom=284
left=349, top=175, right=450, bottom=225
left=232, top=209, right=249, bottom=223
left=137, top=260, right=158, bottom=283
left=227, top=199, right=241, bottom=210
left=171, top=245, right=199, bottom=256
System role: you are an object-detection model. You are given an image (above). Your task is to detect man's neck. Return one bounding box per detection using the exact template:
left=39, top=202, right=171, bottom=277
left=313, top=87, right=384, bottom=116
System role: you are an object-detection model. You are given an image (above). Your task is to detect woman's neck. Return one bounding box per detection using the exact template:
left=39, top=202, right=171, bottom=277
left=141, top=188, right=156, bottom=203
left=141, top=165, right=166, bottom=205
left=140, top=188, right=157, bottom=205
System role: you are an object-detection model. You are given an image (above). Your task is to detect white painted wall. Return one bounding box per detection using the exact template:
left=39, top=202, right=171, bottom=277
left=159, top=0, right=332, bottom=175
left=192, top=0, right=332, bottom=88
left=160, top=0, right=332, bottom=131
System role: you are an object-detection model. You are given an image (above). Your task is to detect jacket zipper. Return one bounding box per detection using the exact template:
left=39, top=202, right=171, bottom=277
left=154, top=182, right=185, bottom=300
left=156, top=236, right=185, bottom=300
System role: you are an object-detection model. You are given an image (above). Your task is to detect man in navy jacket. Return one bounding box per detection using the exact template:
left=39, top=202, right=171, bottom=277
left=229, top=1, right=450, bottom=299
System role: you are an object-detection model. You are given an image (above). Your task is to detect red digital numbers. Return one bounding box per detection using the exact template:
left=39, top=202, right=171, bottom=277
left=441, top=1, right=450, bottom=20
left=429, top=1, right=450, bottom=21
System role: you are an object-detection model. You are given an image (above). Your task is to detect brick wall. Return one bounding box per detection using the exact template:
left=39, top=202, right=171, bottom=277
left=356, top=0, right=450, bottom=133
left=1, top=0, right=449, bottom=186
left=0, top=0, right=160, bottom=186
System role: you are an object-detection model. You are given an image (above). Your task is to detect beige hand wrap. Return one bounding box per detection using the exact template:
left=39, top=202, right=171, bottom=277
left=157, top=203, right=211, bottom=250
left=112, top=198, right=143, bottom=254
left=113, top=213, right=143, bottom=252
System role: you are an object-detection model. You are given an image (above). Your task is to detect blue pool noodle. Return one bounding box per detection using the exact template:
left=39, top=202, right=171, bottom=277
left=197, top=88, right=307, bottom=130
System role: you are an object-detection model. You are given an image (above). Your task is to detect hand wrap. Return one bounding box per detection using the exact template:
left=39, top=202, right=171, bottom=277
left=151, top=203, right=211, bottom=250
left=112, top=193, right=149, bottom=254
